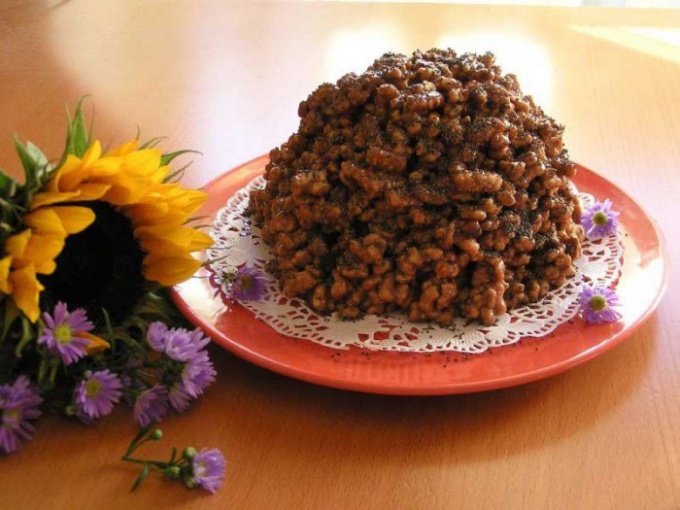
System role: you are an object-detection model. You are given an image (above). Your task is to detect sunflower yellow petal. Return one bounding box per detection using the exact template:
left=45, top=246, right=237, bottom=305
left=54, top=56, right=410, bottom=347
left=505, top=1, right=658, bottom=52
left=105, top=139, right=139, bottom=157
left=30, top=190, right=82, bottom=209
left=125, top=203, right=192, bottom=227
left=50, top=206, right=96, bottom=234
left=141, top=230, right=212, bottom=253
left=81, top=141, right=103, bottom=169
left=35, top=259, right=57, bottom=274
left=20, top=233, right=65, bottom=274
left=23, top=208, right=67, bottom=236
left=138, top=233, right=210, bottom=263
left=53, top=159, right=93, bottom=192
left=121, top=148, right=162, bottom=176
left=80, top=331, right=111, bottom=355
left=133, top=183, right=182, bottom=204
left=5, top=230, right=32, bottom=259
left=76, top=182, right=112, bottom=201
left=124, top=202, right=171, bottom=223
left=8, top=264, right=44, bottom=322
left=135, top=185, right=207, bottom=218
left=101, top=174, right=148, bottom=205
left=138, top=239, right=193, bottom=258
left=0, top=255, right=12, bottom=294
left=46, top=155, right=85, bottom=192
left=135, top=224, right=197, bottom=246
left=155, top=188, right=208, bottom=218
left=187, top=230, right=213, bottom=251
left=148, top=165, right=169, bottom=184
left=89, top=156, right=123, bottom=178
left=144, top=256, right=201, bottom=286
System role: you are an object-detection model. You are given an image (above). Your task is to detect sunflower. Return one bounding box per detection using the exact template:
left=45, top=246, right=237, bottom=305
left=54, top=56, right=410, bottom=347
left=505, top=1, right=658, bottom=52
left=0, top=106, right=212, bottom=324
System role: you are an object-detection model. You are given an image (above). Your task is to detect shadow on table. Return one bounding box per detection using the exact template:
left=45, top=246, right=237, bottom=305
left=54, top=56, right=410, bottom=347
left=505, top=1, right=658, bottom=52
left=215, top=317, right=657, bottom=465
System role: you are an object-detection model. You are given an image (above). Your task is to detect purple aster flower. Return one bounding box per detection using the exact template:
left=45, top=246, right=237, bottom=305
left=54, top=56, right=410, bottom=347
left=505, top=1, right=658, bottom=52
left=582, top=199, right=620, bottom=239
left=165, top=353, right=216, bottom=414
left=146, top=322, right=169, bottom=353
left=0, top=376, right=43, bottom=454
left=181, top=351, right=216, bottom=398
left=579, top=285, right=622, bottom=324
left=38, top=302, right=94, bottom=365
left=74, top=370, right=122, bottom=421
left=231, top=265, right=266, bottom=301
left=165, top=328, right=210, bottom=362
left=133, top=385, right=169, bottom=427
left=192, top=448, right=226, bottom=494
left=168, top=384, right=192, bottom=413
left=146, top=323, right=210, bottom=362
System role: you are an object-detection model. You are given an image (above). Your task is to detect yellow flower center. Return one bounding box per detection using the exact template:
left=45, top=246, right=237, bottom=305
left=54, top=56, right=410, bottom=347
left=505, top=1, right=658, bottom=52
left=54, top=324, right=73, bottom=345
left=195, top=460, right=207, bottom=476
left=590, top=295, right=607, bottom=312
left=85, top=379, right=102, bottom=398
left=240, top=275, right=254, bottom=292
left=592, top=211, right=608, bottom=226
left=3, top=408, right=21, bottom=427
left=3, top=409, right=21, bottom=420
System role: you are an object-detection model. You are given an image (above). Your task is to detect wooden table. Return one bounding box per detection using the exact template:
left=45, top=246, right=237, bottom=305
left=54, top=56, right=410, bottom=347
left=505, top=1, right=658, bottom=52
left=1, top=1, right=679, bottom=509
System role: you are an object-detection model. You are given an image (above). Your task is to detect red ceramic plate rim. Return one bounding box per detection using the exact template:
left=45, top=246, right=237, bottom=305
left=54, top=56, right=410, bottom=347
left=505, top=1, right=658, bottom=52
left=171, top=156, right=669, bottom=395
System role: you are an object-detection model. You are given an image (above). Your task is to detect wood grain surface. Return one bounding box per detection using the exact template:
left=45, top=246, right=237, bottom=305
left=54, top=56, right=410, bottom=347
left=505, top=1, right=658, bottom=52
left=0, top=1, right=679, bottom=509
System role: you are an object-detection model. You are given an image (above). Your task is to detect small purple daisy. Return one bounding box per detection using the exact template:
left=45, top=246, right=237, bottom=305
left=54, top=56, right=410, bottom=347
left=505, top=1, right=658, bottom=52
left=180, top=351, right=216, bottom=398
left=38, top=302, right=94, bottom=365
left=168, top=384, right=192, bottom=413
left=146, top=323, right=210, bottom=362
left=146, top=322, right=169, bottom=353
left=165, top=328, right=211, bottom=362
left=579, top=285, right=622, bottom=324
left=146, top=323, right=216, bottom=413
left=165, top=353, right=216, bottom=414
left=231, top=265, right=266, bottom=301
left=582, top=199, right=620, bottom=239
left=133, top=385, right=169, bottom=427
left=192, top=448, right=226, bottom=494
left=0, top=376, right=43, bottom=454
left=74, top=370, right=123, bottom=421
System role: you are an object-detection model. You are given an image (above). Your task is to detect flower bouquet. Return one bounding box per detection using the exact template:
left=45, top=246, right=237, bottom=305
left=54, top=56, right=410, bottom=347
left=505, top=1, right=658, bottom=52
left=0, top=102, right=224, bottom=492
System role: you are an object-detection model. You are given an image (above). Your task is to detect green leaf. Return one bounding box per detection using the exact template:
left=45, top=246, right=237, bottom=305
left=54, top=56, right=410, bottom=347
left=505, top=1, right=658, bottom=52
left=14, top=137, right=53, bottom=204
left=14, top=136, right=38, bottom=177
left=68, top=100, right=90, bottom=157
left=48, top=357, right=61, bottom=385
left=163, top=162, right=192, bottom=184
left=14, top=316, right=35, bottom=358
left=126, top=423, right=155, bottom=456
left=26, top=142, right=50, bottom=171
left=0, top=299, right=20, bottom=343
left=130, top=463, right=150, bottom=492
left=139, top=136, right=167, bottom=150
left=37, top=358, right=48, bottom=384
left=160, top=150, right=200, bottom=168
left=0, top=171, right=17, bottom=198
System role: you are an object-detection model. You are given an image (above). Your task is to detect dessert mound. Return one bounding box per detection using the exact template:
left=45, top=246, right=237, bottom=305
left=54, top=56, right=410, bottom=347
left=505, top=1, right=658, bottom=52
left=247, top=49, right=583, bottom=326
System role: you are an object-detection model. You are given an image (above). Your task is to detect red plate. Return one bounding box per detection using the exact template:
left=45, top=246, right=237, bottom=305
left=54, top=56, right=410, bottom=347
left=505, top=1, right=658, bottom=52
left=171, top=156, right=669, bottom=395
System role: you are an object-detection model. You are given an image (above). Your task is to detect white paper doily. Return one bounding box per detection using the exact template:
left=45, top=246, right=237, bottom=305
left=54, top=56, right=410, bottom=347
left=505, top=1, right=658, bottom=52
left=207, top=176, right=622, bottom=354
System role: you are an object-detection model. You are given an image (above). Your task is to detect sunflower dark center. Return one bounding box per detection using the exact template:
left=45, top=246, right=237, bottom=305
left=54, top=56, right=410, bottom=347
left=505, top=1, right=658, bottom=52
left=39, top=201, right=145, bottom=325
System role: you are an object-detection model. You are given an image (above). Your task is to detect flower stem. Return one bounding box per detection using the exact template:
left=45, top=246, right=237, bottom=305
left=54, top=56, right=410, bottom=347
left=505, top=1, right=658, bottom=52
left=121, top=455, right=171, bottom=470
